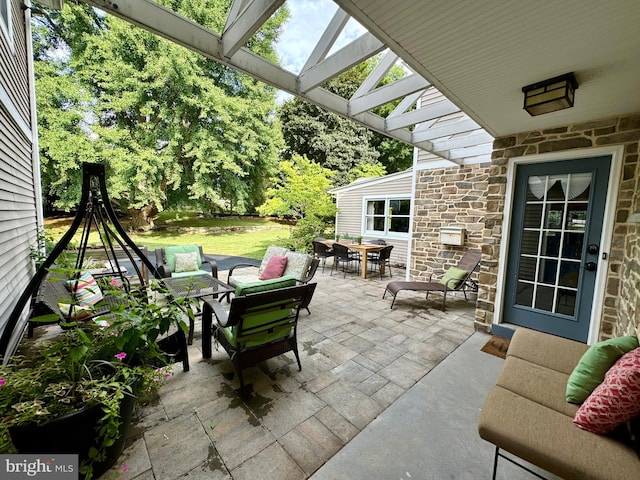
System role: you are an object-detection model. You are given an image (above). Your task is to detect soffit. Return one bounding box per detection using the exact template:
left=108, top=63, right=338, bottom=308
left=335, top=0, right=640, bottom=138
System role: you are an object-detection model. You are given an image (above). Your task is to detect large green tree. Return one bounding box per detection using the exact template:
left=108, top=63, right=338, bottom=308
left=33, top=0, right=286, bottom=227
left=279, top=57, right=413, bottom=187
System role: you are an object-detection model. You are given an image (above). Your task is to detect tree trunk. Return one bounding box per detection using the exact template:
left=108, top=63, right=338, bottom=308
left=129, top=203, right=158, bottom=230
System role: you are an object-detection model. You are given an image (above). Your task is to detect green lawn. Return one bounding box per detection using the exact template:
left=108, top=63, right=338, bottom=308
left=44, top=214, right=291, bottom=260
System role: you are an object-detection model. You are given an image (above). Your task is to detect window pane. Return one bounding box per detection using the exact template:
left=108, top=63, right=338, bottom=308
left=390, top=217, right=409, bottom=233
left=537, top=258, right=558, bottom=284
left=544, top=203, right=564, bottom=229
left=373, top=217, right=385, bottom=231
left=556, top=289, right=576, bottom=316
left=523, top=204, right=543, bottom=228
left=390, top=199, right=410, bottom=215
left=558, top=261, right=580, bottom=287
left=521, top=230, right=539, bottom=255
left=566, top=204, right=587, bottom=231
left=547, top=177, right=567, bottom=200
left=515, top=282, right=533, bottom=307
left=562, top=232, right=584, bottom=259
left=368, top=201, right=385, bottom=215
left=540, top=231, right=560, bottom=257
left=518, top=256, right=536, bottom=282
left=535, top=285, right=555, bottom=311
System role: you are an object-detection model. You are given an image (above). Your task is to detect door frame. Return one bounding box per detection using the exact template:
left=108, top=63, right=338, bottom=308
left=493, top=145, right=624, bottom=344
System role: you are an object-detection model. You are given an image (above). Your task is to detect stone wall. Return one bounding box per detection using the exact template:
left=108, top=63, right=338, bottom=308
left=411, top=164, right=490, bottom=279
left=475, top=113, right=640, bottom=339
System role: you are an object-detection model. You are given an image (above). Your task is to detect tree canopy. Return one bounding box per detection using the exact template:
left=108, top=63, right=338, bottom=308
left=278, top=56, right=413, bottom=187
left=34, top=0, right=286, bottom=226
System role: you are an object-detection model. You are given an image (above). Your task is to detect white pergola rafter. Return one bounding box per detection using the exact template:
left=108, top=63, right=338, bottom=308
left=81, top=0, right=494, bottom=165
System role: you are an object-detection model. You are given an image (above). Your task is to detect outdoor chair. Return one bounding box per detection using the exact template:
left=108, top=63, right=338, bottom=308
left=154, top=245, right=218, bottom=279
left=368, top=245, right=394, bottom=279
left=383, top=250, right=481, bottom=310
left=330, top=243, right=360, bottom=278
left=312, top=240, right=334, bottom=272
left=204, top=282, right=317, bottom=395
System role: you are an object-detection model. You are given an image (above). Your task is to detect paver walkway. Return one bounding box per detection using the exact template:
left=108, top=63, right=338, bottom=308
left=101, top=264, right=478, bottom=480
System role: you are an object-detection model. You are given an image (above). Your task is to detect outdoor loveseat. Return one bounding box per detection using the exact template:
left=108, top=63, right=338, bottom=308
left=227, top=246, right=314, bottom=288
left=478, top=328, right=640, bottom=480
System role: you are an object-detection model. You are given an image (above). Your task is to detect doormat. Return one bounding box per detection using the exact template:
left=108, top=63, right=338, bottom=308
left=480, top=336, right=510, bottom=359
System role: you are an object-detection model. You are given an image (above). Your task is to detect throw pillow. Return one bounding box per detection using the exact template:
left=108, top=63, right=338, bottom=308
left=174, top=252, right=199, bottom=273
left=259, top=255, right=288, bottom=280
left=58, top=302, right=94, bottom=321
left=439, top=266, right=468, bottom=289
left=566, top=336, right=639, bottom=403
left=573, top=347, right=640, bottom=435
left=65, top=272, right=104, bottom=306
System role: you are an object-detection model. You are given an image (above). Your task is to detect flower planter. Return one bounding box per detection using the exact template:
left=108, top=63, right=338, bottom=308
left=9, top=388, right=136, bottom=478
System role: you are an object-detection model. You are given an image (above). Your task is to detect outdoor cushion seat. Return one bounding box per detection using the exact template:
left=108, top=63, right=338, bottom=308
left=205, top=282, right=317, bottom=395
left=155, top=245, right=217, bottom=279
left=227, top=246, right=313, bottom=287
left=383, top=250, right=481, bottom=310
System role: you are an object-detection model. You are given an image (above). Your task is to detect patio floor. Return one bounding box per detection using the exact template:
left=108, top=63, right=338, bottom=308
left=99, top=263, right=538, bottom=480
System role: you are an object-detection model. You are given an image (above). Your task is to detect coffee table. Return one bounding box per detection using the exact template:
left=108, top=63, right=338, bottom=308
left=161, top=274, right=235, bottom=345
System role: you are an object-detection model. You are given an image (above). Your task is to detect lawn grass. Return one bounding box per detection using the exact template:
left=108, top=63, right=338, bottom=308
left=43, top=215, right=291, bottom=260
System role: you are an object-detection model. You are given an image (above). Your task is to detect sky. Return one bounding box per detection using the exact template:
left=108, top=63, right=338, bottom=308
left=273, top=0, right=366, bottom=101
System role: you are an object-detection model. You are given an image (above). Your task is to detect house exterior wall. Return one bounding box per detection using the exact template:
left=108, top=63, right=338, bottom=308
left=0, top=0, right=38, bottom=357
left=334, top=173, right=412, bottom=266
left=475, top=113, right=640, bottom=340
left=411, top=163, right=490, bottom=280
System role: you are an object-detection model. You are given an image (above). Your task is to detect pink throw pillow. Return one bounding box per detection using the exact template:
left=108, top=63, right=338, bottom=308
left=573, top=347, right=640, bottom=434
left=259, top=255, right=288, bottom=280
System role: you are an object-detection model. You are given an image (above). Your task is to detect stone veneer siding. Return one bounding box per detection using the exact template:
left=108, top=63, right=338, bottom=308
left=411, top=164, right=490, bottom=280
left=475, top=113, right=640, bottom=339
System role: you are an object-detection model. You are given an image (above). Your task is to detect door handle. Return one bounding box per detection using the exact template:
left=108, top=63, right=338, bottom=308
left=584, top=261, right=597, bottom=272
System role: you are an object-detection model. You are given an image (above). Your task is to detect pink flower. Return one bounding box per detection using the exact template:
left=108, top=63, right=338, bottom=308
left=114, top=352, right=127, bottom=360
left=0, top=378, right=5, bottom=387
left=121, top=464, right=129, bottom=473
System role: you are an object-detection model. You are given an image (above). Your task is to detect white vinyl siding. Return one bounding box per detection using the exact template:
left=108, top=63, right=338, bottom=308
left=333, top=172, right=412, bottom=266
left=0, top=0, right=37, bottom=358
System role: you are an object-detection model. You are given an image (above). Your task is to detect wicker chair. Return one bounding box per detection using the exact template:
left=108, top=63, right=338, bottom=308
left=204, top=283, right=317, bottom=395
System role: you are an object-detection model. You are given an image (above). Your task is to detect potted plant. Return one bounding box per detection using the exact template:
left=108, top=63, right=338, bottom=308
left=0, top=278, right=188, bottom=479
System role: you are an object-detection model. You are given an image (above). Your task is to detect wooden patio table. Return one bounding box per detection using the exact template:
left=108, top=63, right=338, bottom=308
left=321, top=240, right=384, bottom=279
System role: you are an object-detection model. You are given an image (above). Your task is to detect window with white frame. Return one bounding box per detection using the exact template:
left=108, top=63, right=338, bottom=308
left=364, top=197, right=411, bottom=236
left=0, top=0, right=12, bottom=47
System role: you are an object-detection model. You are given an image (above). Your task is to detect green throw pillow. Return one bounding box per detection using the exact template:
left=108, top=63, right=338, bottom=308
left=566, top=336, right=639, bottom=404
left=439, top=266, right=468, bottom=289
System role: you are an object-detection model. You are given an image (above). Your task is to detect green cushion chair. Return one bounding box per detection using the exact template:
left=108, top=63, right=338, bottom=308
left=154, top=245, right=218, bottom=279
left=202, top=282, right=316, bottom=396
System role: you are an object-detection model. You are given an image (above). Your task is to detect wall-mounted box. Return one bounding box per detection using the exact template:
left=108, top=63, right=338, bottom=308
left=440, top=226, right=465, bottom=246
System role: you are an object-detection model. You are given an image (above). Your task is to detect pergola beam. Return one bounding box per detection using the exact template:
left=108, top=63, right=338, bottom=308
left=222, top=0, right=284, bottom=58
left=298, top=32, right=385, bottom=93
left=80, top=0, right=493, bottom=165
left=349, top=74, right=430, bottom=115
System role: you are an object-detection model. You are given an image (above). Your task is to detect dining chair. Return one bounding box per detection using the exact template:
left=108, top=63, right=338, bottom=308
left=369, top=245, right=393, bottom=278
left=312, top=240, right=334, bottom=273
left=330, top=243, right=360, bottom=278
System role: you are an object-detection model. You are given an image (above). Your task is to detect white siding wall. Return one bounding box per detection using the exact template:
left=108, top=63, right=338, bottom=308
left=0, top=0, right=37, bottom=357
left=334, top=174, right=412, bottom=266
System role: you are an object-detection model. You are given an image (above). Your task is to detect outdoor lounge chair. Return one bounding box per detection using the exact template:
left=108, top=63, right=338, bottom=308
left=383, top=250, right=481, bottom=310
left=154, top=245, right=218, bottom=279
left=204, top=282, right=317, bottom=395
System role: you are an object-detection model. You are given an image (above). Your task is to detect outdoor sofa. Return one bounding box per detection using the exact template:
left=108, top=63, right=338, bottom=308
left=227, top=246, right=314, bottom=288
left=478, top=328, right=640, bottom=480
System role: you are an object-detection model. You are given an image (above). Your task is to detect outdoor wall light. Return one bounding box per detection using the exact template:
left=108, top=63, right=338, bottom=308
left=522, top=72, right=578, bottom=116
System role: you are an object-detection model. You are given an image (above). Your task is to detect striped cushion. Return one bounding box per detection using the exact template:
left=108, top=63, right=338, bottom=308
left=58, top=302, right=94, bottom=321
left=66, top=272, right=104, bottom=306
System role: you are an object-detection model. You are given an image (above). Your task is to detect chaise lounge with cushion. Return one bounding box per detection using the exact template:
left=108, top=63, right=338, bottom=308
left=383, top=249, right=481, bottom=310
